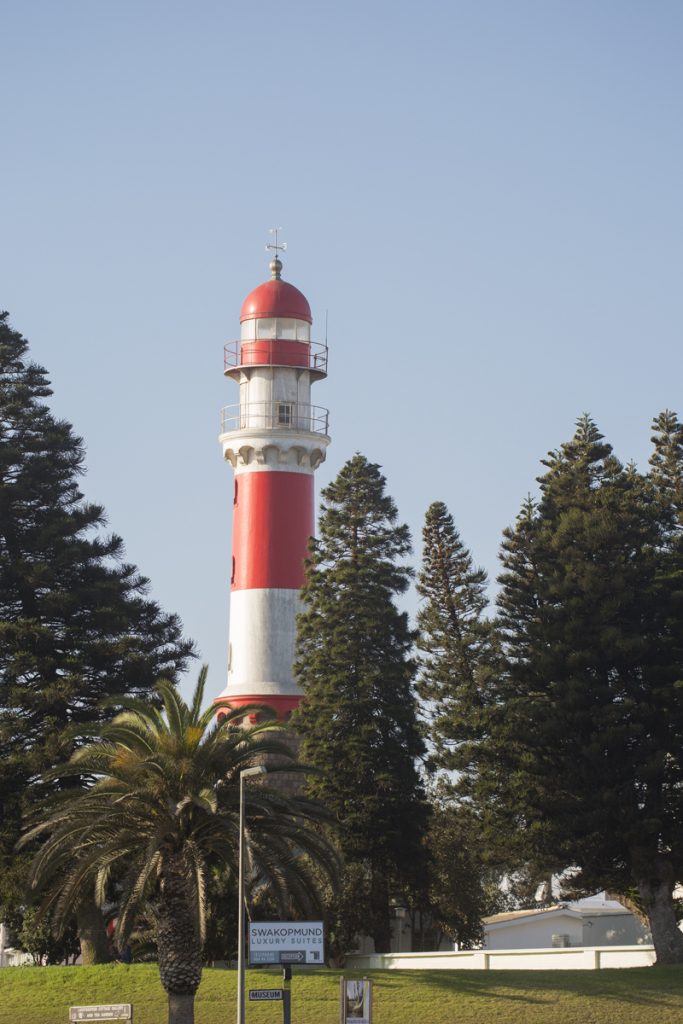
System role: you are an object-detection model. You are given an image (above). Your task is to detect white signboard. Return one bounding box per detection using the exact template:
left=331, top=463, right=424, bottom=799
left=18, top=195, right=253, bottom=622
left=69, top=1007, right=132, bottom=1022
left=248, top=921, right=324, bottom=965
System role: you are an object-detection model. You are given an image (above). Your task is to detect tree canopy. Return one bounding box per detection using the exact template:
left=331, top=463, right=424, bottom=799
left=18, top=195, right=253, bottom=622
left=416, top=499, right=497, bottom=773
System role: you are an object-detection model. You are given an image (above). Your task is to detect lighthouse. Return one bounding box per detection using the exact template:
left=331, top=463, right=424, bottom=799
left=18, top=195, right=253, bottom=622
left=214, top=247, right=330, bottom=721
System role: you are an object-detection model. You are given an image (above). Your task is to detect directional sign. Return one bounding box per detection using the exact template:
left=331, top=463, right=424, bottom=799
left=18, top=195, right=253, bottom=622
left=69, top=1007, right=132, bottom=1022
left=249, top=989, right=284, bottom=1002
left=249, top=921, right=324, bottom=966
left=279, top=950, right=305, bottom=964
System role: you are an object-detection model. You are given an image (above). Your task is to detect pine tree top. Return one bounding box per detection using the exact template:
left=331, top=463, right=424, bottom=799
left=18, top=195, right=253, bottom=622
left=0, top=312, right=195, bottom=777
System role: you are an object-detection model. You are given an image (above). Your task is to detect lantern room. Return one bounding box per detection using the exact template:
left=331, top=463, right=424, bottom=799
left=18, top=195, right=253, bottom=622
left=223, top=257, right=328, bottom=383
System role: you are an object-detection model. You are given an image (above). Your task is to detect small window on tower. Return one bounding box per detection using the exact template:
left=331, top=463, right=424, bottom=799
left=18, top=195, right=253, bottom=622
left=277, top=403, right=293, bottom=426
left=231, top=557, right=235, bottom=584
left=234, top=480, right=238, bottom=505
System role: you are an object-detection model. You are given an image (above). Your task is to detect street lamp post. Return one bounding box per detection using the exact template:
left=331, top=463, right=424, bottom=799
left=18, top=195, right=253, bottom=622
left=237, top=765, right=267, bottom=1024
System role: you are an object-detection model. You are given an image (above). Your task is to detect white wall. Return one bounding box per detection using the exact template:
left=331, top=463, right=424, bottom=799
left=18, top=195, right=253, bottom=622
left=581, top=913, right=649, bottom=946
left=347, top=945, right=657, bottom=971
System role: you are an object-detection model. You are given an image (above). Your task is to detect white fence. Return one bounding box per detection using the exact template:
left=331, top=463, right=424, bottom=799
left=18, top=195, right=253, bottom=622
left=346, top=944, right=656, bottom=971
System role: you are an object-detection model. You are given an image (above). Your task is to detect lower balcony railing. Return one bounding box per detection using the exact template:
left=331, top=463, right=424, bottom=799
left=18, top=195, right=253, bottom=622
left=220, top=402, right=330, bottom=436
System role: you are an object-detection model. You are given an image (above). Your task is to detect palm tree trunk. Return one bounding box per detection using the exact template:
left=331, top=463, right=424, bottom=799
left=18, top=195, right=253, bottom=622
left=76, top=897, right=111, bottom=965
left=167, top=993, right=195, bottom=1024
left=157, top=857, right=203, bottom=1024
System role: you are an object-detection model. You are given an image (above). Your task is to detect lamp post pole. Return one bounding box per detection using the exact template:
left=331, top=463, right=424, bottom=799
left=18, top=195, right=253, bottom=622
left=237, top=765, right=267, bottom=1024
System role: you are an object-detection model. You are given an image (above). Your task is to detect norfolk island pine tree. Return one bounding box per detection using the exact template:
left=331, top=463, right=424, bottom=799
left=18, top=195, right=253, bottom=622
left=0, top=312, right=194, bottom=959
left=466, top=415, right=683, bottom=964
left=293, top=454, right=427, bottom=956
left=415, top=501, right=512, bottom=946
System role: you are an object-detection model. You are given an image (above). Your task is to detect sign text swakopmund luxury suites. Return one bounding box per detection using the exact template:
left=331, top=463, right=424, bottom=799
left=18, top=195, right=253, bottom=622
left=248, top=921, right=325, bottom=965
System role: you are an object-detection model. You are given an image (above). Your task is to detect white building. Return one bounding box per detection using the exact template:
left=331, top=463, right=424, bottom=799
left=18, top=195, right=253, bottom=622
left=483, top=893, right=651, bottom=950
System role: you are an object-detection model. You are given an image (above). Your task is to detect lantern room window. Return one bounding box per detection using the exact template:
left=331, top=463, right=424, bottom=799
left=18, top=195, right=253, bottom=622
left=240, top=318, right=310, bottom=341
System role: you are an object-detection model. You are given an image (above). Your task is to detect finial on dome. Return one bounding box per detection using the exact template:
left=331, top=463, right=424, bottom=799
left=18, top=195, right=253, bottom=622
left=265, top=226, right=287, bottom=280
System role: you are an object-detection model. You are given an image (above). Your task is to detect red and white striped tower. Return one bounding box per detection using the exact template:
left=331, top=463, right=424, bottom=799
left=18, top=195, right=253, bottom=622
left=214, top=246, right=330, bottom=722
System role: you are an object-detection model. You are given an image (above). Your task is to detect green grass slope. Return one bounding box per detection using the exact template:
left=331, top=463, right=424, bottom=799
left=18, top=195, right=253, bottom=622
left=1, top=964, right=682, bottom=1024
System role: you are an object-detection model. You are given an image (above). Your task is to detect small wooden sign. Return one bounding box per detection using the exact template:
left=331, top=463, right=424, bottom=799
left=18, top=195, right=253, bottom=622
left=69, top=1006, right=132, bottom=1022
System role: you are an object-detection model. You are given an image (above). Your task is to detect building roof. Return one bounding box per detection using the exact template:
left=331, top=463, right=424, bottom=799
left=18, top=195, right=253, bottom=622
left=484, top=906, right=581, bottom=927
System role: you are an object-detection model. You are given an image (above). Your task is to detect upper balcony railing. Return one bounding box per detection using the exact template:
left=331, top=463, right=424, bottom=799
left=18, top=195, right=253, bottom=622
left=220, top=401, right=330, bottom=437
left=224, top=340, right=328, bottom=378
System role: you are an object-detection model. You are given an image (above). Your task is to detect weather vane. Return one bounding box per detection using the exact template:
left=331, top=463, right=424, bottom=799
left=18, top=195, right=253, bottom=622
left=266, top=227, right=287, bottom=257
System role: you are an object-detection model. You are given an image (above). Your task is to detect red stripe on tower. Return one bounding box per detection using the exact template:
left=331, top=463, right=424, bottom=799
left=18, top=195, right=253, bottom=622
left=232, top=472, right=314, bottom=591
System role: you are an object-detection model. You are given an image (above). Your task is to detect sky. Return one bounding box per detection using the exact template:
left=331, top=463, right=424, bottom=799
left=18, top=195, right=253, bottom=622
left=2, top=1, right=682, bottom=703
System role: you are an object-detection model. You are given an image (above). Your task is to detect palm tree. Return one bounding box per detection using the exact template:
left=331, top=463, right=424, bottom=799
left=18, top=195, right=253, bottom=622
left=20, top=667, right=339, bottom=1024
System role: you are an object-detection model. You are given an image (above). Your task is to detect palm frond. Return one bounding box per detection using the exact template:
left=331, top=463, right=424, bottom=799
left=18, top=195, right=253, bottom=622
left=190, top=664, right=209, bottom=724
left=22, top=664, right=341, bottom=971
left=156, top=678, right=187, bottom=738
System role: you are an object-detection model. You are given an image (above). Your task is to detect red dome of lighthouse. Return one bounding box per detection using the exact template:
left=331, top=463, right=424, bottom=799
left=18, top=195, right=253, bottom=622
left=240, top=257, right=312, bottom=324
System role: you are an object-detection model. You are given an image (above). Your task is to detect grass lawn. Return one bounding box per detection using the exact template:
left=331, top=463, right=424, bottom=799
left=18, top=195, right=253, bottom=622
left=1, top=963, right=683, bottom=1024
